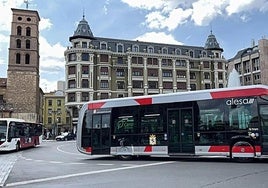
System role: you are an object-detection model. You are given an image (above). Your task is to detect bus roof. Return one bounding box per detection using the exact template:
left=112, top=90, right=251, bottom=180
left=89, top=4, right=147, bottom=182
left=85, top=85, right=268, bottom=110
left=0, top=118, right=25, bottom=122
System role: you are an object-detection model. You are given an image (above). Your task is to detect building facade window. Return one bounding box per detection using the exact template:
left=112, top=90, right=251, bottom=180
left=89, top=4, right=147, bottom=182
left=68, top=66, right=76, bottom=75
left=117, top=44, right=123, bottom=52
left=133, top=45, right=139, bottom=52
left=175, top=60, right=186, bottom=67
left=48, top=100, right=52, bottom=106
left=81, top=92, right=89, bottom=101
left=147, top=58, right=158, bottom=65
left=132, top=57, right=143, bottom=64
left=82, top=42, right=87, bottom=48
left=148, top=69, right=158, bottom=77
left=16, top=53, right=21, bottom=64
left=116, top=68, right=125, bottom=77
left=148, top=81, right=158, bottom=89
left=68, top=93, right=76, bottom=102
left=82, top=65, right=89, bottom=74
left=82, top=79, right=89, bottom=88
left=163, top=70, right=172, bottom=77
left=26, top=27, right=31, bottom=36
left=81, top=53, right=89, bottom=61
left=68, top=80, right=76, bottom=88
left=132, top=81, right=143, bottom=88
left=117, top=57, right=123, bottom=64
left=203, top=61, right=210, bottom=68
left=16, top=39, right=21, bottom=48
left=100, top=67, right=108, bottom=75
left=148, top=47, right=154, bottom=53
left=204, top=72, right=210, bottom=79
left=162, top=59, right=172, bottom=67
left=190, top=84, right=196, bottom=91
left=100, top=80, right=109, bottom=88
left=117, top=81, right=125, bottom=89
left=177, top=70, right=186, bottom=78
left=205, top=83, right=210, bottom=89
left=100, top=54, right=108, bottom=62
left=57, top=100, right=61, bottom=106
left=177, top=82, right=186, bottom=89
left=25, top=54, right=30, bottom=64
left=68, top=53, right=77, bottom=61
left=132, top=68, right=143, bottom=76
left=17, top=26, right=22, bottom=36
left=163, top=82, right=173, bottom=89
left=101, top=43, right=107, bottom=50
left=26, top=40, right=30, bottom=49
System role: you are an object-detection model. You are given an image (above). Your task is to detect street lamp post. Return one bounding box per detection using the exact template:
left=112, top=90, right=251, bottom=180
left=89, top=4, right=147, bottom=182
left=48, top=109, right=61, bottom=139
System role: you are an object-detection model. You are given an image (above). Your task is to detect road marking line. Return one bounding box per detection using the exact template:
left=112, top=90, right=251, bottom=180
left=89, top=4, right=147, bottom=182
left=5, top=161, right=174, bottom=187
left=97, top=163, right=114, bottom=166
left=56, top=144, right=83, bottom=156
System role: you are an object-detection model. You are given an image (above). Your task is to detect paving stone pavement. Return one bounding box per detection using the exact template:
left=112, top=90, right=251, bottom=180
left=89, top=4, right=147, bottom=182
left=0, top=152, right=20, bottom=187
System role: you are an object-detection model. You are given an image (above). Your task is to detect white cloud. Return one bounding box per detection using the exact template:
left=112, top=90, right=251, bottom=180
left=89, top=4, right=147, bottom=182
left=121, top=0, right=166, bottom=10
left=135, top=32, right=183, bottom=45
left=39, top=17, right=52, bottom=31
left=191, top=0, right=228, bottom=26
left=40, top=78, right=58, bottom=93
left=39, top=36, right=65, bottom=74
left=123, top=0, right=268, bottom=29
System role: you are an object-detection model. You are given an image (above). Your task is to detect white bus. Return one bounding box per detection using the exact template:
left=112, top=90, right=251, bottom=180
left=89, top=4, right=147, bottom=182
left=76, top=85, right=268, bottom=162
left=0, top=118, right=43, bottom=151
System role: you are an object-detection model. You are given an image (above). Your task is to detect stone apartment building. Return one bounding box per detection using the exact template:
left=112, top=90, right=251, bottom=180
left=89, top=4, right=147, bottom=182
left=64, top=15, right=228, bottom=130
left=228, top=38, right=268, bottom=86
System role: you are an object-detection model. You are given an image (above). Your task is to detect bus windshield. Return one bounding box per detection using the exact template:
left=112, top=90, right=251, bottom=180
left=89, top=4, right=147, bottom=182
left=0, top=120, right=7, bottom=142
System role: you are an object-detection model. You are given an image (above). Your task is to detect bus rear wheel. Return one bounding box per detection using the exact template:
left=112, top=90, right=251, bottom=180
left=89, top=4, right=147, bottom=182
left=118, top=155, right=133, bottom=160
left=231, top=141, right=254, bottom=163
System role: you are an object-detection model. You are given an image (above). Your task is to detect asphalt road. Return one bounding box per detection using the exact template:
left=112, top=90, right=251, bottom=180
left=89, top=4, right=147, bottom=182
left=3, top=140, right=268, bottom=188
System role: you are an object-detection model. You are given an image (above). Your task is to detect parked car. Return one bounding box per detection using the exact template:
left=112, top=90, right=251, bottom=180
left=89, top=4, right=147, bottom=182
left=55, top=132, right=76, bottom=141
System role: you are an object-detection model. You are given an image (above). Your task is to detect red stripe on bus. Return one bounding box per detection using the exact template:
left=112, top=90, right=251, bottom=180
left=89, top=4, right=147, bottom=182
left=144, top=146, right=152, bottom=152
left=88, top=102, right=105, bottom=110
left=208, top=146, right=230, bottom=152
left=232, top=146, right=254, bottom=153
left=210, top=88, right=268, bottom=99
left=84, top=147, right=92, bottom=153
left=255, top=145, right=261, bottom=152
left=135, top=98, right=152, bottom=105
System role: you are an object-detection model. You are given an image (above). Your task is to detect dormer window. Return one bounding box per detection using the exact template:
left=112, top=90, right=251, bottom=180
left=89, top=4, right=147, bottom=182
left=133, top=45, right=139, bottom=52
left=101, top=42, right=107, bottom=50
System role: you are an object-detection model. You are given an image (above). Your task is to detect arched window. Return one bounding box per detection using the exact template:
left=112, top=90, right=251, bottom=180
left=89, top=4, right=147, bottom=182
left=148, top=46, right=154, bottom=53
left=25, top=54, right=30, bottom=64
left=16, top=53, right=21, bottom=64
left=117, top=44, right=123, bottom=53
left=26, top=40, right=30, bottom=49
left=175, top=49, right=181, bottom=55
left=26, top=27, right=31, bottom=36
left=162, top=48, right=168, bottom=54
left=100, top=42, right=107, bottom=50
left=133, top=45, right=139, bottom=52
left=16, top=39, right=21, bottom=48
left=17, top=26, right=22, bottom=36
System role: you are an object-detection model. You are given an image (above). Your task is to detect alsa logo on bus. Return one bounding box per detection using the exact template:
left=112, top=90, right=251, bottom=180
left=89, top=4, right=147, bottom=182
left=226, top=98, right=255, bottom=106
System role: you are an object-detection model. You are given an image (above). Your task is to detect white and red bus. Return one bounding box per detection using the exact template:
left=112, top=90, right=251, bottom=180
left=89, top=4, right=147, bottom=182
left=0, top=118, right=43, bottom=151
left=76, top=85, right=268, bottom=161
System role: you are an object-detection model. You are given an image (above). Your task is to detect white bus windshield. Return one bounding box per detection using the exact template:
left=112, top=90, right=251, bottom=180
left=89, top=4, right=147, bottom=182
left=0, top=120, right=7, bottom=142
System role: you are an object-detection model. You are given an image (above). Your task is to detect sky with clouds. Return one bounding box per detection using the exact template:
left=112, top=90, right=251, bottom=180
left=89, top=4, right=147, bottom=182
left=0, top=0, right=268, bottom=92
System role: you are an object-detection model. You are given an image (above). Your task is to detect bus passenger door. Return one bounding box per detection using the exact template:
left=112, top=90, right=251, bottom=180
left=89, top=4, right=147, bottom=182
left=168, top=108, right=194, bottom=154
left=91, top=114, right=111, bottom=155
left=260, top=105, right=268, bottom=155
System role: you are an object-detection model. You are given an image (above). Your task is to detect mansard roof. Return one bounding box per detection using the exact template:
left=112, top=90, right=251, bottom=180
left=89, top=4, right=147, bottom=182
left=204, top=30, right=223, bottom=52
left=69, top=15, right=94, bottom=41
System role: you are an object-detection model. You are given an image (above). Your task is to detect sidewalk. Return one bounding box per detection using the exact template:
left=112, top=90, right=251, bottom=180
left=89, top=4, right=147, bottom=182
left=0, top=152, right=20, bottom=187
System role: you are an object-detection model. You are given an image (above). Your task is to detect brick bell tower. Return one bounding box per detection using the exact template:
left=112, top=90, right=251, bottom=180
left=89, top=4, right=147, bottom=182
left=7, top=8, right=41, bottom=122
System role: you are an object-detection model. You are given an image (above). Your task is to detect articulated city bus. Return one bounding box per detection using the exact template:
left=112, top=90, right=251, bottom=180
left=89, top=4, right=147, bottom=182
left=0, top=118, right=43, bottom=151
left=76, top=85, right=268, bottom=161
